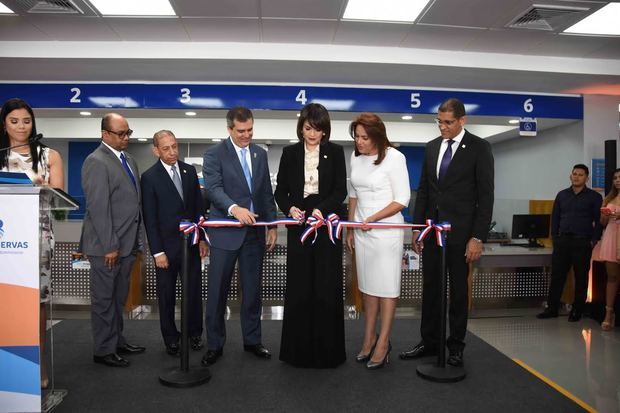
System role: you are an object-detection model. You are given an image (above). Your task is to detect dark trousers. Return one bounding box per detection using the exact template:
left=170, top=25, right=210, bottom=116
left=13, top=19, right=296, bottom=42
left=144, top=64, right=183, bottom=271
left=89, top=254, right=135, bottom=356
left=420, top=240, right=469, bottom=351
left=156, top=247, right=203, bottom=345
left=206, top=228, right=264, bottom=350
left=546, top=236, right=593, bottom=313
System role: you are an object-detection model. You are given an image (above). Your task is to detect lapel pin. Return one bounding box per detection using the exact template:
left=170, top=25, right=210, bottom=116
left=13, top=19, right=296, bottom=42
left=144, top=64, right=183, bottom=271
left=253, top=152, right=257, bottom=159
left=182, top=169, right=186, bottom=174
left=462, top=144, right=466, bottom=148
left=324, top=155, right=327, bottom=159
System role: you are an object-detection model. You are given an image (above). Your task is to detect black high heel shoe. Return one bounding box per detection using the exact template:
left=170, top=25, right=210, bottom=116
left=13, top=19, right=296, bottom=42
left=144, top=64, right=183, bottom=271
left=366, top=341, right=391, bottom=370
left=356, top=334, right=379, bottom=363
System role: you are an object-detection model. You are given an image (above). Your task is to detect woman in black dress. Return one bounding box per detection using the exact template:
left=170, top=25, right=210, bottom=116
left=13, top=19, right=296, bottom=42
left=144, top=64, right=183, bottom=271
left=274, top=103, right=347, bottom=368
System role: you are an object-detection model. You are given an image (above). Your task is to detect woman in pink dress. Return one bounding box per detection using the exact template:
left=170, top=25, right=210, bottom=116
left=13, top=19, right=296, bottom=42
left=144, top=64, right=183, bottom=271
left=593, top=168, right=620, bottom=331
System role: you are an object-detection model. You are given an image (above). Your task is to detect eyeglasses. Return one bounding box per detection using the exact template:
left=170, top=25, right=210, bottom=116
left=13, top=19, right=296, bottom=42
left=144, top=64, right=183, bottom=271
left=105, top=128, right=133, bottom=138
left=434, top=118, right=458, bottom=126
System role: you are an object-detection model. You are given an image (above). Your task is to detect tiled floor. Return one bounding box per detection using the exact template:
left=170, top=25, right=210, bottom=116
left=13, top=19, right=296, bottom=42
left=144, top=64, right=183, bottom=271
left=468, top=310, right=620, bottom=413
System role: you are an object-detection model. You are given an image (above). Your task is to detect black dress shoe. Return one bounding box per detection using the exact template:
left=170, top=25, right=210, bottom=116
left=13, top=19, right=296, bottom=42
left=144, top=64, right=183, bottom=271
left=191, top=336, right=204, bottom=351
left=568, top=309, right=582, bottom=322
left=166, top=343, right=180, bottom=356
left=201, top=348, right=223, bottom=366
left=447, top=349, right=464, bottom=367
left=117, top=343, right=146, bottom=355
left=93, top=353, right=130, bottom=367
left=536, top=308, right=558, bottom=319
left=399, top=342, right=437, bottom=360
left=244, top=344, right=271, bottom=359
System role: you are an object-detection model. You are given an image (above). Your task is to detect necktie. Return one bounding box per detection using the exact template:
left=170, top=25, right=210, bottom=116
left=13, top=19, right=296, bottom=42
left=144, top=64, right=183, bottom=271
left=438, top=139, right=454, bottom=182
left=240, top=148, right=252, bottom=190
left=239, top=148, right=254, bottom=212
left=171, top=164, right=184, bottom=201
left=120, top=153, right=137, bottom=190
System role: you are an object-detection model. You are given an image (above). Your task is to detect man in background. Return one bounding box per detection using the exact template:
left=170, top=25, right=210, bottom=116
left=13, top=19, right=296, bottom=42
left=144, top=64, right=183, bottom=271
left=537, top=164, right=602, bottom=321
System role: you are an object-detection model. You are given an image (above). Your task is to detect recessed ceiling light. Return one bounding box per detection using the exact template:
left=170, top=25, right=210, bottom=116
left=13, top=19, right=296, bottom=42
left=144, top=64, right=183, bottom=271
left=89, top=0, right=176, bottom=16
left=296, top=113, right=300, bottom=117
left=509, top=119, right=520, bottom=124
left=138, top=138, right=148, bottom=142
left=185, top=111, right=197, bottom=116
left=343, top=0, right=430, bottom=23
left=212, top=138, right=222, bottom=142
left=401, top=115, right=413, bottom=120
left=0, top=3, right=15, bottom=13
left=79, top=111, right=91, bottom=116
left=564, top=3, right=620, bottom=36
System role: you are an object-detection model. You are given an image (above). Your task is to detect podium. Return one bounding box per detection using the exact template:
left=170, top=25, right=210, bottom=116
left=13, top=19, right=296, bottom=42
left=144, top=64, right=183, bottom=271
left=0, top=185, right=78, bottom=413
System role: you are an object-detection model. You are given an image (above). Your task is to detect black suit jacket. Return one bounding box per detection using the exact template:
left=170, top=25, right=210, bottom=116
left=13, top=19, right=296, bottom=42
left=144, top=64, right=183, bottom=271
left=413, top=130, right=494, bottom=245
left=141, top=160, right=206, bottom=259
left=274, top=141, right=347, bottom=218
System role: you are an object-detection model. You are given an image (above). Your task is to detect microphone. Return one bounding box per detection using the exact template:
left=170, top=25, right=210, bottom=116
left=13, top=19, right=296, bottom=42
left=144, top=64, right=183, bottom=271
left=0, top=133, right=43, bottom=154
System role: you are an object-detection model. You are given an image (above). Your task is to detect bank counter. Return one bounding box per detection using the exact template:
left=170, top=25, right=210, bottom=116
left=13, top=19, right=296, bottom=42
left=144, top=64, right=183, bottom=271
left=50, top=236, right=553, bottom=314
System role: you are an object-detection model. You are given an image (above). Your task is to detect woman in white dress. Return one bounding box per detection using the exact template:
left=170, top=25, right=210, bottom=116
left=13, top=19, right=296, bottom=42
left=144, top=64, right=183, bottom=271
left=345, top=113, right=410, bottom=369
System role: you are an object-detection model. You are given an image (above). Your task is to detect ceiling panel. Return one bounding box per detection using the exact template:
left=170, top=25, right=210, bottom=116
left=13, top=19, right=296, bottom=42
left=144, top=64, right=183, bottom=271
left=261, top=19, right=337, bottom=44
left=0, top=16, right=49, bottom=40
left=261, top=0, right=346, bottom=19
left=533, top=34, right=620, bottom=59
left=333, top=21, right=411, bottom=47
left=418, top=0, right=526, bottom=29
left=182, top=18, right=260, bottom=42
left=465, top=28, right=549, bottom=55
left=23, top=15, right=120, bottom=41
left=105, top=18, right=189, bottom=42
left=172, top=0, right=260, bottom=18
left=402, top=24, right=483, bottom=50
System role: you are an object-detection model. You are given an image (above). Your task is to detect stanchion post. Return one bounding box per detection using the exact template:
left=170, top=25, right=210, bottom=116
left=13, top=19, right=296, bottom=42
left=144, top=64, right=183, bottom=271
left=159, top=226, right=211, bottom=388
left=417, top=232, right=466, bottom=382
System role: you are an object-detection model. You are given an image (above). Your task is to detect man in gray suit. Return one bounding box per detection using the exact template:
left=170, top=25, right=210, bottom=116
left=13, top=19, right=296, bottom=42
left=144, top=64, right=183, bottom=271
left=81, top=113, right=146, bottom=367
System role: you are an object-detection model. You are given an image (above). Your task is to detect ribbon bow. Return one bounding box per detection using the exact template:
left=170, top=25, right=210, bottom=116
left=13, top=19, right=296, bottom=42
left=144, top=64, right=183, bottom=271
left=300, top=213, right=340, bottom=245
left=179, top=216, right=209, bottom=245
left=416, top=219, right=451, bottom=247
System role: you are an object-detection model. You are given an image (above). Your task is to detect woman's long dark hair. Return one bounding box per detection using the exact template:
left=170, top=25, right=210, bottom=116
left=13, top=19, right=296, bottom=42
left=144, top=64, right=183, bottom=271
left=0, top=98, right=42, bottom=172
left=603, top=168, right=620, bottom=206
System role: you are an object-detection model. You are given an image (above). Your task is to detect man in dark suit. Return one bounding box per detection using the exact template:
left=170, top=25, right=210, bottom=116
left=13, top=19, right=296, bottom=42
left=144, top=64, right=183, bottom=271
left=81, top=113, right=146, bottom=368
left=141, top=130, right=209, bottom=356
left=201, top=107, right=278, bottom=366
left=400, top=98, right=494, bottom=367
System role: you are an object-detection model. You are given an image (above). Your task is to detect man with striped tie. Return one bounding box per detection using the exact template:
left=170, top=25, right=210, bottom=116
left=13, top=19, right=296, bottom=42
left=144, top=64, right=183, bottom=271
left=141, top=130, right=208, bottom=356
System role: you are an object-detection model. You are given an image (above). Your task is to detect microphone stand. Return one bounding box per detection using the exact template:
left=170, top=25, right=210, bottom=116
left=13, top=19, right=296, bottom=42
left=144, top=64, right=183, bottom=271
left=0, top=134, right=44, bottom=154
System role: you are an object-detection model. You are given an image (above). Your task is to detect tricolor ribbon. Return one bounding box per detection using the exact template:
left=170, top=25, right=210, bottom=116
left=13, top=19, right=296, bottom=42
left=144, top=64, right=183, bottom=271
left=415, top=219, right=451, bottom=247
left=178, top=217, right=208, bottom=245
left=300, top=212, right=340, bottom=245
left=195, top=216, right=302, bottom=245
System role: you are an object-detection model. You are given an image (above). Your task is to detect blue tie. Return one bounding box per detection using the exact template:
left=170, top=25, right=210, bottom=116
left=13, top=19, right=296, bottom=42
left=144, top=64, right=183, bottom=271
left=438, top=139, right=454, bottom=182
left=120, top=152, right=137, bottom=190
left=240, top=148, right=254, bottom=212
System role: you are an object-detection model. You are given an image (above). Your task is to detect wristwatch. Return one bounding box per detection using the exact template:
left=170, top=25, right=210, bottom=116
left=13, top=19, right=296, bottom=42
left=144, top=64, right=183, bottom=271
left=471, top=237, right=482, bottom=243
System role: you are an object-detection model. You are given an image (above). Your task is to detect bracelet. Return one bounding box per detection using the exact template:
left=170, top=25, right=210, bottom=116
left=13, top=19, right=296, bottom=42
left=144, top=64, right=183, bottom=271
left=471, top=237, right=482, bottom=243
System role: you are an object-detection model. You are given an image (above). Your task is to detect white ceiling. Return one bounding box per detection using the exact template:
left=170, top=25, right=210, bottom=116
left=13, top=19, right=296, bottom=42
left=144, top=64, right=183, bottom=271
left=0, top=0, right=619, bottom=96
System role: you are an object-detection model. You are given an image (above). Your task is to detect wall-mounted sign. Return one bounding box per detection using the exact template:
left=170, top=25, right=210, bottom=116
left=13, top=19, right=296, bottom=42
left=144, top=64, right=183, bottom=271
left=519, top=117, right=537, bottom=136
left=0, top=83, right=583, bottom=119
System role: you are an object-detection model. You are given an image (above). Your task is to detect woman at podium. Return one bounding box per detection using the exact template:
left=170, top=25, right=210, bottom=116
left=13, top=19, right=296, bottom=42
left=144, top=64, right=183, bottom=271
left=0, top=98, right=65, bottom=387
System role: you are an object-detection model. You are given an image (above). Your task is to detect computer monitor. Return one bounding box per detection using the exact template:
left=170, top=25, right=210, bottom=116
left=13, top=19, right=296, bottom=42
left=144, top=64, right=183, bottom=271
left=511, top=214, right=550, bottom=248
